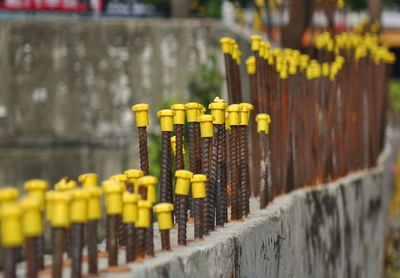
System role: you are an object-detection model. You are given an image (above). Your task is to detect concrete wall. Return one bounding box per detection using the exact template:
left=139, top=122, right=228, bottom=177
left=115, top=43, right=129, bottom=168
left=99, top=152, right=390, bottom=278
left=0, top=18, right=252, bottom=187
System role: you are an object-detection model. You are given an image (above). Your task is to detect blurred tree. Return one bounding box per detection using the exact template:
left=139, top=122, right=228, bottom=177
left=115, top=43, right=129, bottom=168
left=171, top=0, right=190, bottom=16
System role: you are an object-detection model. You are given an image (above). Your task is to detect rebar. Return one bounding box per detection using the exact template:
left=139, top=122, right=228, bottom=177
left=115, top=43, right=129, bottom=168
left=160, top=230, right=171, bottom=251
left=208, top=125, right=219, bottom=230
left=138, top=126, right=150, bottom=175
left=160, top=131, right=173, bottom=204
left=87, top=220, right=98, bottom=275
left=126, top=223, right=136, bottom=262
left=26, top=237, right=37, bottom=278
left=108, top=215, right=118, bottom=267
left=239, top=125, right=250, bottom=216
left=118, top=214, right=126, bottom=247
left=201, top=136, right=211, bottom=234
left=136, top=228, right=146, bottom=259
left=193, top=198, right=203, bottom=239
left=176, top=194, right=188, bottom=245
left=52, top=228, right=65, bottom=278
left=37, top=235, right=45, bottom=271
left=4, top=247, right=16, bottom=278
left=145, top=224, right=154, bottom=257
left=175, top=124, right=185, bottom=170
left=70, top=223, right=84, bottom=278
left=216, top=124, right=227, bottom=226
left=229, top=126, right=240, bottom=220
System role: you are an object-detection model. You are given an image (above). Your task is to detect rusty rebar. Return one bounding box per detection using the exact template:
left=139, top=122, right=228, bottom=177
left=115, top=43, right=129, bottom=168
left=107, top=215, right=118, bottom=267
left=201, top=136, right=211, bottom=234
left=239, top=125, right=250, bottom=216
left=71, top=223, right=84, bottom=278
left=87, top=220, right=98, bottom=275
left=176, top=194, right=188, bottom=245
left=66, top=227, right=72, bottom=258
left=118, top=214, right=126, bottom=247
left=138, top=126, right=150, bottom=175
left=194, top=122, right=202, bottom=174
left=126, top=223, right=136, bottom=262
left=145, top=224, right=154, bottom=257
left=193, top=198, right=203, bottom=239
left=259, top=132, right=268, bottom=209
left=175, top=124, right=185, bottom=170
left=216, top=124, right=227, bottom=226
left=25, top=237, right=37, bottom=278
left=37, top=235, right=45, bottom=271
left=160, top=230, right=171, bottom=251
left=229, top=125, right=240, bottom=220
left=160, top=131, right=173, bottom=204
left=208, top=125, right=219, bottom=230
left=52, top=228, right=65, bottom=278
left=136, top=228, right=146, bottom=259
left=4, top=247, right=17, bottom=278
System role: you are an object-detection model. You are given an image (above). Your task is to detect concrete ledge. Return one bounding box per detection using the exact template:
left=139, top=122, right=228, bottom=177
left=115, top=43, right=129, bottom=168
left=110, top=153, right=390, bottom=278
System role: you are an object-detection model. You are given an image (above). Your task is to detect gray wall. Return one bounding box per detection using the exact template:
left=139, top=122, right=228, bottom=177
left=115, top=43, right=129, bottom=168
left=0, top=18, right=252, bottom=187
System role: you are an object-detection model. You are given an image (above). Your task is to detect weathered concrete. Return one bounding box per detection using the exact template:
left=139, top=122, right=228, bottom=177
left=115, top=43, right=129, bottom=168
left=0, top=18, right=253, bottom=187
left=13, top=149, right=390, bottom=278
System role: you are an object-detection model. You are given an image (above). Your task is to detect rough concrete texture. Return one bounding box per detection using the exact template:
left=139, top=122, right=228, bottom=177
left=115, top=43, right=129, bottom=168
left=0, top=18, right=253, bottom=187
left=12, top=151, right=390, bottom=278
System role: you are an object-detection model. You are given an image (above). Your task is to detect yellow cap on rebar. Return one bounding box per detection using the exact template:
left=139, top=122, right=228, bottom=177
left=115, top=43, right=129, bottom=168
left=255, top=113, right=271, bottom=134
left=45, top=191, right=56, bottom=222
left=86, top=187, right=102, bottom=220
left=0, top=187, right=19, bottom=208
left=171, top=136, right=186, bottom=156
left=103, top=180, right=123, bottom=215
left=251, top=35, right=262, bottom=51
left=51, top=192, right=71, bottom=228
left=136, top=200, right=153, bottom=228
left=122, top=192, right=140, bottom=224
left=157, top=109, right=174, bottom=132
left=1, top=203, right=23, bottom=247
left=70, top=189, right=89, bottom=223
left=198, top=114, right=214, bottom=138
left=79, top=173, right=99, bottom=188
left=240, top=103, right=253, bottom=126
left=20, top=196, right=43, bottom=237
left=124, top=169, right=144, bottom=184
left=175, top=170, right=193, bottom=196
left=198, top=104, right=206, bottom=115
left=227, top=104, right=241, bottom=126
left=225, top=111, right=230, bottom=131
left=55, top=177, right=77, bottom=191
left=153, top=203, right=174, bottom=230
left=136, top=176, right=158, bottom=203
left=191, top=174, right=207, bottom=199
left=132, top=104, right=150, bottom=127
left=209, top=102, right=226, bottom=125
left=185, top=102, right=200, bottom=123
left=246, top=56, right=256, bottom=75
left=109, top=174, right=127, bottom=191
left=171, top=104, right=186, bottom=125
left=24, top=179, right=49, bottom=208
left=220, top=37, right=232, bottom=54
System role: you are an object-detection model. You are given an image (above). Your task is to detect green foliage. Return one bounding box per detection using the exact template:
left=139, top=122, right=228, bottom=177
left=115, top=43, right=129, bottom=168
left=389, top=78, right=400, bottom=113
left=345, top=0, right=400, bottom=9
left=188, top=55, right=223, bottom=108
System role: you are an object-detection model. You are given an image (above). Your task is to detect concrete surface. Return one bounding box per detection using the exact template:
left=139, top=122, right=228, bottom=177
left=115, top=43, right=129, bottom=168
left=12, top=148, right=391, bottom=278
left=0, top=18, right=253, bottom=187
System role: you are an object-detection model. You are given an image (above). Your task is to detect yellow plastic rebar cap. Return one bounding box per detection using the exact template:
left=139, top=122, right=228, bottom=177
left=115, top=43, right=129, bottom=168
left=153, top=202, right=174, bottom=213
left=103, top=180, right=123, bottom=193
left=255, top=113, right=271, bottom=134
left=24, top=179, right=49, bottom=191
left=171, top=104, right=186, bottom=125
left=136, top=200, right=153, bottom=228
left=157, top=109, right=174, bottom=132
left=175, top=170, right=194, bottom=196
left=220, top=37, right=232, bottom=54
left=191, top=174, right=207, bottom=199
left=138, top=200, right=153, bottom=209
left=78, top=173, right=98, bottom=187
left=175, top=170, right=194, bottom=179
left=137, top=176, right=158, bottom=186
left=246, top=56, right=256, bottom=75
left=86, top=187, right=102, bottom=220
left=240, top=103, right=253, bottom=126
left=51, top=192, right=71, bottom=228
left=20, top=196, right=43, bottom=237
left=1, top=203, right=23, bottom=247
left=132, top=103, right=150, bottom=127
left=122, top=192, right=140, bottom=223
left=251, top=35, right=262, bottom=51
left=55, top=178, right=77, bottom=191
left=227, top=104, right=241, bottom=126
left=0, top=187, right=19, bottom=202
left=185, top=102, right=200, bottom=122
left=209, top=102, right=226, bottom=125
left=109, top=174, right=128, bottom=182
left=124, top=169, right=144, bottom=181
left=86, top=186, right=102, bottom=197
left=198, top=114, right=214, bottom=138
left=123, top=192, right=141, bottom=203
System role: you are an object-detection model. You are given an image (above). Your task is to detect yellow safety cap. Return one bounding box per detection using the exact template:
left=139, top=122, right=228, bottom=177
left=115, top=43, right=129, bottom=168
left=153, top=203, right=174, bottom=230
left=70, top=189, right=89, bottom=223
left=255, top=113, right=271, bottom=134
left=251, top=35, right=262, bottom=51
left=132, top=103, right=150, bottom=127
left=246, top=56, right=256, bottom=75
left=185, top=102, right=200, bottom=122
left=110, top=174, right=128, bottom=182
left=198, top=104, right=206, bottom=115
left=103, top=180, right=123, bottom=215
left=124, top=169, right=144, bottom=183
left=122, top=192, right=140, bottom=223
left=225, top=111, right=230, bottom=131
left=175, top=170, right=194, bottom=196
left=170, top=135, right=186, bottom=155
left=227, top=104, right=241, bottom=126
left=191, top=174, right=207, bottom=199
left=0, top=187, right=19, bottom=204
left=136, top=200, right=153, bottom=228
left=51, top=192, right=71, bottom=228
left=220, top=37, right=232, bottom=54
left=86, top=187, right=103, bottom=220
left=79, top=173, right=98, bottom=188
left=45, top=191, right=56, bottom=222
left=55, top=177, right=77, bottom=191
left=24, top=179, right=49, bottom=191
left=137, top=176, right=158, bottom=186
left=213, top=96, right=226, bottom=104
left=146, top=185, right=157, bottom=203
left=171, top=104, right=186, bottom=125
left=198, top=114, right=214, bottom=138
left=1, top=203, right=23, bottom=247
left=20, top=197, right=43, bottom=237
left=157, top=109, right=174, bottom=132
left=239, top=104, right=252, bottom=126
left=209, top=102, right=226, bottom=124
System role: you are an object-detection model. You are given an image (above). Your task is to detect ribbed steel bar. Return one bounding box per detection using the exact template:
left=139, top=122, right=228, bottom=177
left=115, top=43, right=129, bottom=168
left=239, top=125, right=250, bottom=216
left=70, top=223, right=84, bottom=278
left=136, top=228, right=146, bottom=259
left=26, top=237, right=37, bottom=278
left=193, top=198, right=203, bottom=239
left=160, top=131, right=173, bottom=204
left=145, top=224, right=154, bottom=257
left=201, top=136, right=211, bottom=234
left=208, top=125, right=219, bottom=230
left=216, top=124, right=227, bottom=226
left=160, top=230, right=171, bottom=251
left=4, top=247, right=16, bottom=278
left=87, top=220, right=98, bottom=275
left=126, top=223, right=135, bottom=262
left=52, top=228, right=65, bottom=278
left=37, top=234, right=45, bottom=271
left=108, top=215, right=118, bottom=267
left=138, top=126, right=150, bottom=175
left=176, top=194, right=188, bottom=245
left=229, top=125, right=240, bottom=220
